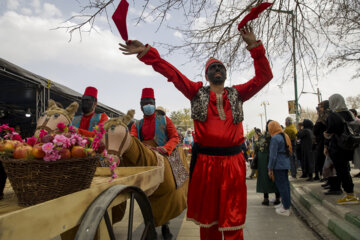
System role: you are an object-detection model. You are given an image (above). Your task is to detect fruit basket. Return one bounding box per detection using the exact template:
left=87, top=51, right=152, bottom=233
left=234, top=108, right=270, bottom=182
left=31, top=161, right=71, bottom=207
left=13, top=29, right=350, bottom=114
left=0, top=156, right=98, bottom=206
left=0, top=122, right=106, bottom=206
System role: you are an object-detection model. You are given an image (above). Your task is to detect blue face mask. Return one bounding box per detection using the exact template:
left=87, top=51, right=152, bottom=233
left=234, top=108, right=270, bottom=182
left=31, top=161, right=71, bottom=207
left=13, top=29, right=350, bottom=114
left=143, top=104, right=155, bottom=115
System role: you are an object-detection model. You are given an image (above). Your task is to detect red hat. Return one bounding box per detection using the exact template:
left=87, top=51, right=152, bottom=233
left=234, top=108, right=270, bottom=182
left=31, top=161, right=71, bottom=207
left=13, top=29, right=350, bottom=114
left=84, top=86, right=98, bottom=99
left=141, top=88, right=155, bottom=99
left=205, top=57, right=225, bottom=75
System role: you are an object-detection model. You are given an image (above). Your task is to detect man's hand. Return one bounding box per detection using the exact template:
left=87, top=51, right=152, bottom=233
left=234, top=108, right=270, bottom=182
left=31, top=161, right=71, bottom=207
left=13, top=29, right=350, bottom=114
left=155, top=146, right=168, bottom=156
left=268, top=169, right=275, bottom=181
left=119, top=40, right=146, bottom=55
left=324, top=146, right=329, bottom=157
left=239, top=25, right=258, bottom=48
left=323, top=131, right=332, bottom=139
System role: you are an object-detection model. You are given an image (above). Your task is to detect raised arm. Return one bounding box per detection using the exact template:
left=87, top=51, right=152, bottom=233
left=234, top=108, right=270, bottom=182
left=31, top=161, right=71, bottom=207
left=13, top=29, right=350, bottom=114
left=233, top=26, right=273, bottom=102
left=119, top=40, right=202, bottom=100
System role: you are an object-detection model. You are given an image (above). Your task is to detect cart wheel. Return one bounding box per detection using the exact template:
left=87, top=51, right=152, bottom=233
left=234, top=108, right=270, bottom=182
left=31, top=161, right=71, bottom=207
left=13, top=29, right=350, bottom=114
left=75, top=185, right=157, bottom=240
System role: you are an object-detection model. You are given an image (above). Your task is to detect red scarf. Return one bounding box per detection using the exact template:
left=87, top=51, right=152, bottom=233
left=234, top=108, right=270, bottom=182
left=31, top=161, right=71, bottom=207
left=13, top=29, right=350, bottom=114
left=79, top=112, right=95, bottom=130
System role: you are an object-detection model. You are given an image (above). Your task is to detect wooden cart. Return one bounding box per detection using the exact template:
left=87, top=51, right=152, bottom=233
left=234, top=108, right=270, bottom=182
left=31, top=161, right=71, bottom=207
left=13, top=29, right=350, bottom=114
left=0, top=166, right=164, bottom=240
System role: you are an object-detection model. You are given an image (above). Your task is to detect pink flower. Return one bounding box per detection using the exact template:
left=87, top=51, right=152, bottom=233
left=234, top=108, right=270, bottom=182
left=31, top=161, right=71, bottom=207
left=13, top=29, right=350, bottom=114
left=0, top=124, right=14, bottom=133
left=39, top=129, right=48, bottom=138
left=57, top=122, right=66, bottom=132
left=112, top=172, right=118, bottom=179
left=42, top=142, right=54, bottom=154
left=12, top=133, right=23, bottom=142
left=53, top=135, right=70, bottom=148
left=110, top=162, right=117, bottom=170
left=102, top=149, right=108, bottom=157
left=26, top=137, right=38, bottom=146
left=68, top=125, right=76, bottom=133
left=44, top=150, right=61, bottom=161
left=108, top=155, right=114, bottom=164
left=4, top=132, right=12, bottom=139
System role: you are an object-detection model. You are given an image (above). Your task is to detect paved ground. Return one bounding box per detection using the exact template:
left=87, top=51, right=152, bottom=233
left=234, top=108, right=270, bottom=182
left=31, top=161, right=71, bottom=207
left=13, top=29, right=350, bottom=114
left=114, top=179, right=320, bottom=239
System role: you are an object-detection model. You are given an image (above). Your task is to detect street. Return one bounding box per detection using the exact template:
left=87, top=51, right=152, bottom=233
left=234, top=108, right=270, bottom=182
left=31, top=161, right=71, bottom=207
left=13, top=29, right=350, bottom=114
left=114, top=179, right=320, bottom=239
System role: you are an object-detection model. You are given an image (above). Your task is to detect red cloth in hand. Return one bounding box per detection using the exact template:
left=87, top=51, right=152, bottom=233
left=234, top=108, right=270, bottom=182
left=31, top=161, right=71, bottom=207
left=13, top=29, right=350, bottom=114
left=112, top=0, right=129, bottom=41
left=155, top=146, right=168, bottom=156
left=238, top=2, right=273, bottom=30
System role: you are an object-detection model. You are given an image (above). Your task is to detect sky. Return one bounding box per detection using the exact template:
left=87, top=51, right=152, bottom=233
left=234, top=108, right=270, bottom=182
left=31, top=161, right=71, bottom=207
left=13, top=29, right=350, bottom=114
left=1, top=0, right=359, bottom=133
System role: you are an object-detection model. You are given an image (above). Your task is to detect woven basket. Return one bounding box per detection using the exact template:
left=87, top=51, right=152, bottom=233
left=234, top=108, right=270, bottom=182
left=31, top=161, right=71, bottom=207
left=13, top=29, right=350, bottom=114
left=0, top=156, right=98, bottom=206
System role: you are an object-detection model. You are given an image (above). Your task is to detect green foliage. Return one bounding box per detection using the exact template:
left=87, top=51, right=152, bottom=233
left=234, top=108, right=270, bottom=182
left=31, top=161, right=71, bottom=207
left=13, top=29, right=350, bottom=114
left=246, top=129, right=255, bottom=139
left=169, top=108, right=193, bottom=131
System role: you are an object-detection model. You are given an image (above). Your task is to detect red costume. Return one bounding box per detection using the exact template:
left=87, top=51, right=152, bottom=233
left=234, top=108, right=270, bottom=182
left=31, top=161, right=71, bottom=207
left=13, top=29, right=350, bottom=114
left=73, top=87, right=109, bottom=138
left=77, top=113, right=108, bottom=137
left=138, top=43, right=273, bottom=239
left=131, top=114, right=179, bottom=155
left=131, top=88, right=178, bottom=154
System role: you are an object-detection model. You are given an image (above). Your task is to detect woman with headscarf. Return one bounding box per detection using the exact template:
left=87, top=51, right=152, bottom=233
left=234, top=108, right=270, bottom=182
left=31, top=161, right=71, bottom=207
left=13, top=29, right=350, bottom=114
left=297, top=119, right=315, bottom=181
left=267, top=121, right=292, bottom=216
left=284, top=117, right=297, bottom=178
left=313, top=101, right=331, bottom=180
left=324, top=93, right=359, bottom=204
left=255, top=121, right=280, bottom=206
left=313, top=101, right=331, bottom=181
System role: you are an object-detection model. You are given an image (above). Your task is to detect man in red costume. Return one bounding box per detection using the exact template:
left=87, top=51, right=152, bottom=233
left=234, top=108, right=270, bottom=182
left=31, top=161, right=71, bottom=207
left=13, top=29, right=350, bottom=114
left=130, top=87, right=179, bottom=239
left=72, top=86, right=109, bottom=137
left=120, top=25, right=273, bottom=240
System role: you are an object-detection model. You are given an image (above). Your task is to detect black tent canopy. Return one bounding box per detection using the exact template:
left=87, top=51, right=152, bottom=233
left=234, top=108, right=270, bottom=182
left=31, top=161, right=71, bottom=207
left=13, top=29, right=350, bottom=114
left=0, top=58, right=124, bottom=137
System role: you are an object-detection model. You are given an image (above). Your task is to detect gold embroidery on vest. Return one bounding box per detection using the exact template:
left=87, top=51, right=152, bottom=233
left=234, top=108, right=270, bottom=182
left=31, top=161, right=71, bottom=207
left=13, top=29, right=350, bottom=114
left=216, top=93, right=226, bottom=120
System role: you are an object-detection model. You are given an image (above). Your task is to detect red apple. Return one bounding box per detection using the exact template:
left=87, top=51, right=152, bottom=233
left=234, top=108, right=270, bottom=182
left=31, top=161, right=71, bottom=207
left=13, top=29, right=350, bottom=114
left=13, top=145, right=32, bottom=159
left=59, top=148, right=71, bottom=159
left=0, top=141, right=5, bottom=152
left=3, top=140, right=16, bottom=152
left=31, top=144, right=45, bottom=159
left=71, top=146, right=86, bottom=158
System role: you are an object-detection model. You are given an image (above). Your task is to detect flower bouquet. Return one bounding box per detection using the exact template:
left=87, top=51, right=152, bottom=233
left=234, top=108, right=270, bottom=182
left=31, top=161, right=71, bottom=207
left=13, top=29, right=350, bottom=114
left=0, top=123, right=103, bottom=206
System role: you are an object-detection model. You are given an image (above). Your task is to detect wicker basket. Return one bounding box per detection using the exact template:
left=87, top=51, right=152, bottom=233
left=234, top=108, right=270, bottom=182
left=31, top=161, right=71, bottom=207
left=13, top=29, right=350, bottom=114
left=0, top=156, right=99, bottom=206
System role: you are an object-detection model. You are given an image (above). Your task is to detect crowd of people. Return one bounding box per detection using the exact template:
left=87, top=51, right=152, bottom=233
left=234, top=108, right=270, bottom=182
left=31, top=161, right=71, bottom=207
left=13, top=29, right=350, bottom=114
left=247, top=93, right=360, bottom=218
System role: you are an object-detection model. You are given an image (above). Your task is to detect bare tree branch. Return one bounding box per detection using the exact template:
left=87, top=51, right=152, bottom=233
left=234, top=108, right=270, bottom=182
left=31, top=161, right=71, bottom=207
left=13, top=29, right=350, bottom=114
left=61, top=0, right=360, bottom=83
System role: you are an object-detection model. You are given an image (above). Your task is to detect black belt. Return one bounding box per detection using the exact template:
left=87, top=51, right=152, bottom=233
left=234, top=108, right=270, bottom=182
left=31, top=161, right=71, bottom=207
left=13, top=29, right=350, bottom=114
left=190, top=143, right=242, bottom=179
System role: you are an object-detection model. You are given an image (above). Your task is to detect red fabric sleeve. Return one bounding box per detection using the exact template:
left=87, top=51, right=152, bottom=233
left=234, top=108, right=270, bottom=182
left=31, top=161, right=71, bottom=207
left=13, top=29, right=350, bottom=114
left=163, top=116, right=179, bottom=155
left=233, top=43, right=273, bottom=102
left=139, top=46, right=203, bottom=100
left=130, top=123, right=139, bottom=138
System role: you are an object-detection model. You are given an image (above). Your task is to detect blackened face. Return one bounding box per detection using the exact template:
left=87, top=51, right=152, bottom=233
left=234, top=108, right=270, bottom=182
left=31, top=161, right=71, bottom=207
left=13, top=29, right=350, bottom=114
left=81, top=95, right=96, bottom=114
left=207, top=62, right=227, bottom=85
left=140, top=98, right=156, bottom=112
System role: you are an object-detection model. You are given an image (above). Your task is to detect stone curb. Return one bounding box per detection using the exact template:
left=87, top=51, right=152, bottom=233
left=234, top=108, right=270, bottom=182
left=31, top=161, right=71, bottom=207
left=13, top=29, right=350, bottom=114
left=303, top=186, right=360, bottom=229
left=291, top=183, right=360, bottom=240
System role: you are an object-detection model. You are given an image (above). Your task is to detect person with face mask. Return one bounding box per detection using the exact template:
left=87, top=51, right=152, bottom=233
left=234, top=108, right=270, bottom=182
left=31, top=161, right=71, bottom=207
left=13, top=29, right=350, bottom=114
left=72, top=86, right=109, bottom=137
left=120, top=24, right=273, bottom=239
left=130, top=88, right=181, bottom=240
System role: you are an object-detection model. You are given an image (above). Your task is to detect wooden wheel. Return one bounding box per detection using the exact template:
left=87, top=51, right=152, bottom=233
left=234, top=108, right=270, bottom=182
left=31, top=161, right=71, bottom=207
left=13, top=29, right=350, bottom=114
left=75, top=185, right=157, bottom=240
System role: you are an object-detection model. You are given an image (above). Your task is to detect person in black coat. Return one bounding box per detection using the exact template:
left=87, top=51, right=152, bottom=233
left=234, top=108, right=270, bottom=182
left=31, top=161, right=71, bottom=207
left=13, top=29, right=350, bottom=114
left=313, top=100, right=330, bottom=180
left=297, top=119, right=315, bottom=181
left=324, top=94, right=359, bottom=204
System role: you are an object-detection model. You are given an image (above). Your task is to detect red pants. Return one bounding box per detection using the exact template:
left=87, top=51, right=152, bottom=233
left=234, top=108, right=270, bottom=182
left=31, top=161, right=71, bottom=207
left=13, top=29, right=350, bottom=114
left=200, top=225, right=244, bottom=240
